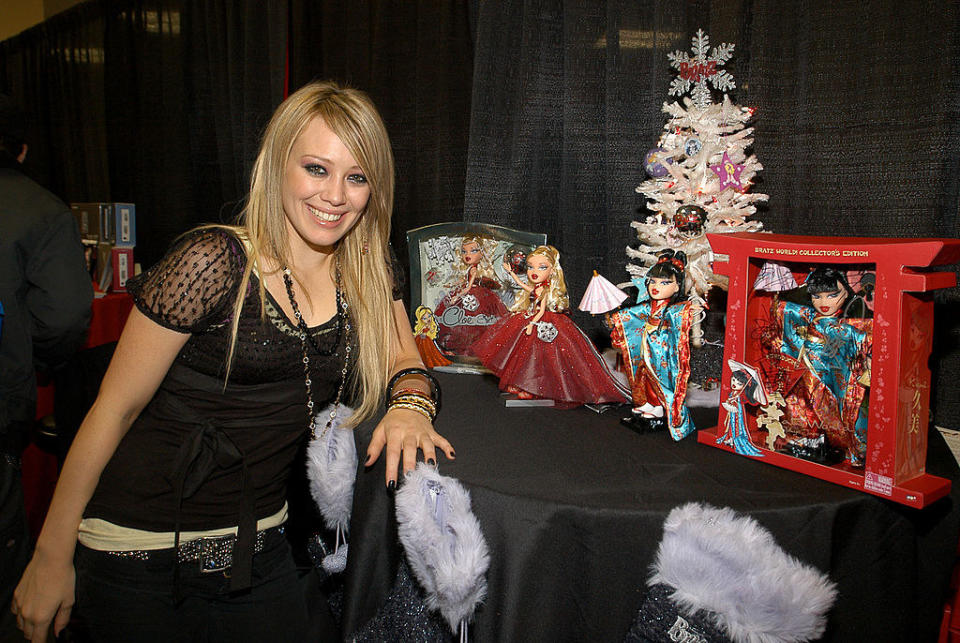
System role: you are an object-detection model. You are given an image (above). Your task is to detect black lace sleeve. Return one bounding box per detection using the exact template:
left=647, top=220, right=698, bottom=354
left=388, top=244, right=406, bottom=301
left=126, top=228, right=245, bottom=333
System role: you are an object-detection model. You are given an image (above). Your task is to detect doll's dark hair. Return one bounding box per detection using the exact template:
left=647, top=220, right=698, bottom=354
left=731, top=369, right=763, bottom=405
left=806, top=266, right=854, bottom=297
left=645, top=250, right=687, bottom=305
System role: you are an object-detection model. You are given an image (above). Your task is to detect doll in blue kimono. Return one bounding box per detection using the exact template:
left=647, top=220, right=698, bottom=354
left=609, top=250, right=698, bottom=439
left=768, top=266, right=871, bottom=466
left=717, top=366, right=765, bottom=457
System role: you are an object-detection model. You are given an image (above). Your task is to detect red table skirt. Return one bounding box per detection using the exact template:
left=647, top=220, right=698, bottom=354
left=24, top=292, right=134, bottom=539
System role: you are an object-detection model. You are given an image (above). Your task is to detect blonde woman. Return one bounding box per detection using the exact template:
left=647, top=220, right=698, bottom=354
left=12, top=81, right=452, bottom=642
left=471, top=245, right=628, bottom=406
left=412, top=305, right=452, bottom=368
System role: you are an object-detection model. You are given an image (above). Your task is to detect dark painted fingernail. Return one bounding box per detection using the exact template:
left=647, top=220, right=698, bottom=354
left=427, top=458, right=436, bottom=466
left=387, top=480, right=396, bottom=491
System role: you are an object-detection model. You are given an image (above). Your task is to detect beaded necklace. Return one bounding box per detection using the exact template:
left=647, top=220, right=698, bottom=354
left=282, top=263, right=351, bottom=441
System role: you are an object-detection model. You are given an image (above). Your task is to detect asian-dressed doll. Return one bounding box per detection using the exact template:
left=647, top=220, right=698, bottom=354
left=608, top=250, right=698, bottom=440
left=412, top=305, right=453, bottom=368
left=433, top=235, right=508, bottom=354
left=470, top=245, right=629, bottom=406
left=766, top=266, right=872, bottom=466
left=716, top=362, right=766, bottom=457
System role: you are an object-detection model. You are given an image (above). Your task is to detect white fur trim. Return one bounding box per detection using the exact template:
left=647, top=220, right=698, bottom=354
left=649, top=502, right=837, bottom=643
left=395, top=463, right=490, bottom=633
left=305, top=405, right=358, bottom=532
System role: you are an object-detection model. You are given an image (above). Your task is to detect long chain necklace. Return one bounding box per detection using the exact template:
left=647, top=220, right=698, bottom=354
left=282, top=262, right=351, bottom=440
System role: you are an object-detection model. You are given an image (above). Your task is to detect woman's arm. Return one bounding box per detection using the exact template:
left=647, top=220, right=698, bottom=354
left=12, top=309, right=190, bottom=643
left=365, top=300, right=455, bottom=488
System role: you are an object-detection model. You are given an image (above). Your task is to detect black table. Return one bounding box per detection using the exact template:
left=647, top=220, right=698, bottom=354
left=341, top=372, right=960, bottom=642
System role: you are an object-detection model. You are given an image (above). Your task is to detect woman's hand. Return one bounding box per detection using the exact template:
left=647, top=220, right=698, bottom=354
left=525, top=323, right=535, bottom=335
left=365, top=407, right=455, bottom=489
left=11, top=551, right=75, bottom=642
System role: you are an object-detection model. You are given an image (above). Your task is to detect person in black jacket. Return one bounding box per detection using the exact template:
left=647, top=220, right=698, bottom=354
left=0, top=93, right=93, bottom=640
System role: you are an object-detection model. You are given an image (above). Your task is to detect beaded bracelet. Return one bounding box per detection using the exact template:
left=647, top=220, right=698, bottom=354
left=390, top=392, right=437, bottom=411
left=386, top=367, right=441, bottom=414
left=387, top=401, right=434, bottom=422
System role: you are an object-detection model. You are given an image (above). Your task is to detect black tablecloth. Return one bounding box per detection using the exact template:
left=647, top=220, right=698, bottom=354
left=342, top=372, right=960, bottom=642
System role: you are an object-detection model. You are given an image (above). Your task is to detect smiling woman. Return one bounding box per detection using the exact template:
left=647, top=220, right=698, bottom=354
left=11, top=80, right=454, bottom=642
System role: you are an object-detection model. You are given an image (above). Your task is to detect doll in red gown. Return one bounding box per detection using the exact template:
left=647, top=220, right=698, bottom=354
left=433, top=235, right=508, bottom=354
left=470, top=245, right=629, bottom=406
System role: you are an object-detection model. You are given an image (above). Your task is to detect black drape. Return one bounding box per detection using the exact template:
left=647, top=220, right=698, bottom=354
left=288, top=0, right=474, bottom=258
left=0, top=0, right=286, bottom=269
left=0, top=3, right=110, bottom=202
left=2, top=0, right=958, bottom=421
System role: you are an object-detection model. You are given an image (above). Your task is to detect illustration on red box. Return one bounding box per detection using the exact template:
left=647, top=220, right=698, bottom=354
left=700, top=232, right=960, bottom=508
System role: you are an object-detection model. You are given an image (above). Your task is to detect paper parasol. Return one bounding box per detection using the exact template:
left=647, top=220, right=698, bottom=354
left=578, top=271, right=629, bottom=314
left=753, top=261, right=798, bottom=292
left=727, top=359, right=768, bottom=406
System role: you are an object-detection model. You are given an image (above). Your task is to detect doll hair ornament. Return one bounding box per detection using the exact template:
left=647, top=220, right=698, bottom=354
left=470, top=245, right=629, bottom=406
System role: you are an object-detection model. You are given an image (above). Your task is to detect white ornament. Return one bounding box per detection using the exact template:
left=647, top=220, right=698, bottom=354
left=667, top=29, right=736, bottom=109
left=460, top=294, right=479, bottom=312
left=536, top=322, right=558, bottom=343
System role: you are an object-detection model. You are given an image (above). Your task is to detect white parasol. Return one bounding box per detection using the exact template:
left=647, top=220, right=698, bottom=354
left=727, top=359, right=768, bottom=406
left=578, top=270, right=629, bottom=314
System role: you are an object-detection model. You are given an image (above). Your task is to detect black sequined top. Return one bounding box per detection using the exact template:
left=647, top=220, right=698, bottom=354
left=85, top=227, right=401, bottom=532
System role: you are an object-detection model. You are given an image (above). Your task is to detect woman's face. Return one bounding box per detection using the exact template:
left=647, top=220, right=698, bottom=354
left=526, top=253, right=553, bottom=285
left=730, top=374, right=747, bottom=392
left=648, top=275, right=679, bottom=301
left=810, top=281, right=848, bottom=317
left=461, top=241, right=482, bottom=266
left=281, top=116, right=370, bottom=254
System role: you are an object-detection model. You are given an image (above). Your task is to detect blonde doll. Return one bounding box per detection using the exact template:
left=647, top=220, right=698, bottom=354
left=471, top=246, right=628, bottom=406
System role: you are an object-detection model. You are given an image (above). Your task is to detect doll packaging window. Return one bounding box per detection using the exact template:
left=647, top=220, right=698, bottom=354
left=699, top=232, right=960, bottom=508
left=406, top=222, right=546, bottom=374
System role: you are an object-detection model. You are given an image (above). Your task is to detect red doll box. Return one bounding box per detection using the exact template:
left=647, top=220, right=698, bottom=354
left=699, top=232, right=960, bottom=508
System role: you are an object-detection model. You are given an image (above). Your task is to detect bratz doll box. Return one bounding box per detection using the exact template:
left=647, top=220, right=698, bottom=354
left=698, top=232, right=960, bottom=508
left=406, top=222, right=547, bottom=374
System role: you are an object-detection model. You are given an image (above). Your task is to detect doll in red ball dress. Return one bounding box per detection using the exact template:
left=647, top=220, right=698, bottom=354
left=470, top=245, right=629, bottom=406
left=433, top=235, right=508, bottom=354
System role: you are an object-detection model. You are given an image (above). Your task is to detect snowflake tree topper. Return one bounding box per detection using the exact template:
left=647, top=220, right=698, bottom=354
left=667, top=29, right=736, bottom=108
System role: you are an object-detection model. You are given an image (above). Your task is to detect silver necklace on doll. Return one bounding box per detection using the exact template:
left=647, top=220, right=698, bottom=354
left=282, top=261, right=351, bottom=441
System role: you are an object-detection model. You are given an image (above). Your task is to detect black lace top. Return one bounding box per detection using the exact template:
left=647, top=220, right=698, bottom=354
left=86, top=227, right=402, bottom=534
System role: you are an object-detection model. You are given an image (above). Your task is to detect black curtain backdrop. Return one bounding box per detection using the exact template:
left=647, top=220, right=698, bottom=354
left=1, top=0, right=958, bottom=424
left=288, top=0, right=474, bottom=258
left=464, top=0, right=960, bottom=426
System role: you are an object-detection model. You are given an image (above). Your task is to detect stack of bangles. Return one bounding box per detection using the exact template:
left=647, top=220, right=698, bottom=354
left=385, top=367, right=442, bottom=423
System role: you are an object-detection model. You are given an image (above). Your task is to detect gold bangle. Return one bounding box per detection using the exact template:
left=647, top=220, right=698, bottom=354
left=387, top=401, right=434, bottom=422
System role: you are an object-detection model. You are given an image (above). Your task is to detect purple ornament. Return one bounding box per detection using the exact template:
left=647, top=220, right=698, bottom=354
left=644, top=147, right=671, bottom=178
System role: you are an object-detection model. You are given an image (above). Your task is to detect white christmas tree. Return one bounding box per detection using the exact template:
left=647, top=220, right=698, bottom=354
left=626, top=30, right=767, bottom=309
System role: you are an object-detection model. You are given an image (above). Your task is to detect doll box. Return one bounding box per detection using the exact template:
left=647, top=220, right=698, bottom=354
left=698, top=232, right=960, bottom=508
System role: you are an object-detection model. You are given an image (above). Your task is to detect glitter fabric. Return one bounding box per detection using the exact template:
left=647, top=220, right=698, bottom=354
left=625, top=583, right=729, bottom=642
left=351, top=559, right=453, bottom=643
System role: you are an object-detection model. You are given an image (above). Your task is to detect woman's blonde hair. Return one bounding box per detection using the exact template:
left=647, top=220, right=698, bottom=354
left=510, top=245, right=569, bottom=313
left=222, top=80, right=397, bottom=425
